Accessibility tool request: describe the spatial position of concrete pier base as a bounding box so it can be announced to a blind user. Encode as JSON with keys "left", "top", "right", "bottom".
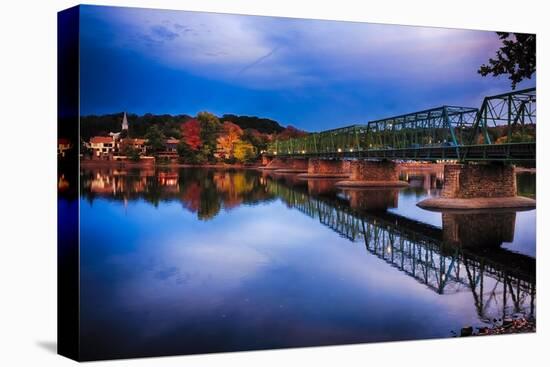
{"left": 418, "top": 164, "right": 536, "bottom": 210}
{"left": 336, "top": 160, "right": 408, "bottom": 188}
{"left": 297, "top": 159, "right": 351, "bottom": 179}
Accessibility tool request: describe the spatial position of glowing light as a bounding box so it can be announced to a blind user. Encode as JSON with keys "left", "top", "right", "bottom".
{"left": 337, "top": 148, "right": 342, "bottom": 153}
{"left": 301, "top": 150, "right": 306, "bottom": 154}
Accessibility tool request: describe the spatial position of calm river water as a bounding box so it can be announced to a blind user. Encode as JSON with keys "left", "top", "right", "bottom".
{"left": 73, "top": 166, "right": 535, "bottom": 360}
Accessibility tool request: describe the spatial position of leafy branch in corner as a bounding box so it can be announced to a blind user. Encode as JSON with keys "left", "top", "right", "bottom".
{"left": 478, "top": 32, "right": 536, "bottom": 89}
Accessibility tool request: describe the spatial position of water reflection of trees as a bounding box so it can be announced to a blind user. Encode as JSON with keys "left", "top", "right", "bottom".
{"left": 80, "top": 168, "right": 277, "bottom": 220}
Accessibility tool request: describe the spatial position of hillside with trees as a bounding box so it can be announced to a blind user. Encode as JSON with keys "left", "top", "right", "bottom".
{"left": 80, "top": 112, "right": 288, "bottom": 141}
{"left": 81, "top": 111, "right": 306, "bottom": 164}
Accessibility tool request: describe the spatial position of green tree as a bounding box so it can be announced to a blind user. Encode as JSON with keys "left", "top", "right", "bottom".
{"left": 144, "top": 125, "right": 165, "bottom": 156}
{"left": 177, "top": 140, "right": 198, "bottom": 164}
{"left": 234, "top": 140, "right": 255, "bottom": 162}
{"left": 122, "top": 145, "right": 141, "bottom": 162}
{"left": 197, "top": 112, "right": 221, "bottom": 162}
{"left": 478, "top": 32, "right": 536, "bottom": 89}
{"left": 242, "top": 128, "right": 268, "bottom": 155}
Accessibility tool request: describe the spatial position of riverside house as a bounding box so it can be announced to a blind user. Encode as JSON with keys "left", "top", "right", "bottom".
{"left": 58, "top": 138, "right": 72, "bottom": 157}
{"left": 89, "top": 136, "right": 116, "bottom": 159}
{"left": 119, "top": 138, "right": 148, "bottom": 156}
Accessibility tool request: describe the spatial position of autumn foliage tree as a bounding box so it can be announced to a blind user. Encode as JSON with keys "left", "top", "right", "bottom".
{"left": 180, "top": 119, "right": 202, "bottom": 151}
{"left": 276, "top": 126, "right": 308, "bottom": 140}
{"left": 234, "top": 140, "right": 255, "bottom": 162}
{"left": 174, "top": 111, "right": 302, "bottom": 164}
{"left": 217, "top": 121, "right": 244, "bottom": 160}
{"left": 242, "top": 129, "right": 269, "bottom": 154}
{"left": 178, "top": 119, "right": 204, "bottom": 163}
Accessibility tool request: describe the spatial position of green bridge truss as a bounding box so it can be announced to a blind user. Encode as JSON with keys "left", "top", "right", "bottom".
{"left": 267, "top": 88, "right": 536, "bottom": 163}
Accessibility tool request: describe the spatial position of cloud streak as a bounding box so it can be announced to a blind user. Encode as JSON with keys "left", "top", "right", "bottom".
{"left": 236, "top": 46, "right": 280, "bottom": 76}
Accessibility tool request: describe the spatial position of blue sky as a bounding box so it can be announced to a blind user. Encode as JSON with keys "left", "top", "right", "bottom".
{"left": 79, "top": 5, "right": 535, "bottom": 132}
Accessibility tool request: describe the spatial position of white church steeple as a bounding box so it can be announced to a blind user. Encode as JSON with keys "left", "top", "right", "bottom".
{"left": 122, "top": 112, "right": 129, "bottom": 131}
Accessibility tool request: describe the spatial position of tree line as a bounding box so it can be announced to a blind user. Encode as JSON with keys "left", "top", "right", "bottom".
{"left": 81, "top": 111, "right": 307, "bottom": 163}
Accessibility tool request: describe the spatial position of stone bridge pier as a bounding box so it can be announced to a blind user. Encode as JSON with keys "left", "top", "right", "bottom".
{"left": 298, "top": 158, "right": 351, "bottom": 178}
{"left": 274, "top": 158, "right": 308, "bottom": 173}
{"left": 418, "top": 164, "right": 536, "bottom": 210}
{"left": 336, "top": 160, "right": 408, "bottom": 188}
{"left": 260, "top": 157, "right": 308, "bottom": 172}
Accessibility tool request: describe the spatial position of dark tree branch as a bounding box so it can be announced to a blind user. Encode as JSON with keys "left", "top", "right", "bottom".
{"left": 478, "top": 32, "right": 536, "bottom": 89}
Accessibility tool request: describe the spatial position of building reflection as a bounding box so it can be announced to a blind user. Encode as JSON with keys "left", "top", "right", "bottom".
{"left": 81, "top": 168, "right": 276, "bottom": 220}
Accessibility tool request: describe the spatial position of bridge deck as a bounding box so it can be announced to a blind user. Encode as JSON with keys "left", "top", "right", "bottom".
{"left": 269, "top": 142, "right": 535, "bottom": 162}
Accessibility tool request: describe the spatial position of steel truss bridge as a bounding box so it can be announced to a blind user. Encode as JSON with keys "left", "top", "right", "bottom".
{"left": 265, "top": 177, "right": 535, "bottom": 321}
{"left": 267, "top": 88, "right": 536, "bottom": 163}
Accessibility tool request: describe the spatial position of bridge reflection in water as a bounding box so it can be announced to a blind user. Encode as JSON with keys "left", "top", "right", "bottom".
{"left": 264, "top": 171, "right": 535, "bottom": 323}
{"left": 79, "top": 167, "right": 535, "bottom": 324}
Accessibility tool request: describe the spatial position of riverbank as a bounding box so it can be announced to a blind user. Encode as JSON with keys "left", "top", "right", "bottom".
{"left": 80, "top": 160, "right": 262, "bottom": 170}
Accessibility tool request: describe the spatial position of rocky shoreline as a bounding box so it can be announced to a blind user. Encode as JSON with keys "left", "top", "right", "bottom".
{"left": 455, "top": 316, "right": 535, "bottom": 337}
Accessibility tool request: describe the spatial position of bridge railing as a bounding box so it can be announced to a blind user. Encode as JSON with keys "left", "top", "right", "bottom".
{"left": 365, "top": 106, "right": 478, "bottom": 150}
{"left": 268, "top": 106, "right": 479, "bottom": 156}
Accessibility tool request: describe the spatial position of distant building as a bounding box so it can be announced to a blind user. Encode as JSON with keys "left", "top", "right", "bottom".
{"left": 90, "top": 136, "right": 115, "bottom": 158}
{"left": 119, "top": 138, "right": 147, "bottom": 155}
{"left": 58, "top": 138, "right": 72, "bottom": 157}
{"left": 164, "top": 138, "right": 180, "bottom": 153}
{"left": 156, "top": 138, "right": 180, "bottom": 159}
